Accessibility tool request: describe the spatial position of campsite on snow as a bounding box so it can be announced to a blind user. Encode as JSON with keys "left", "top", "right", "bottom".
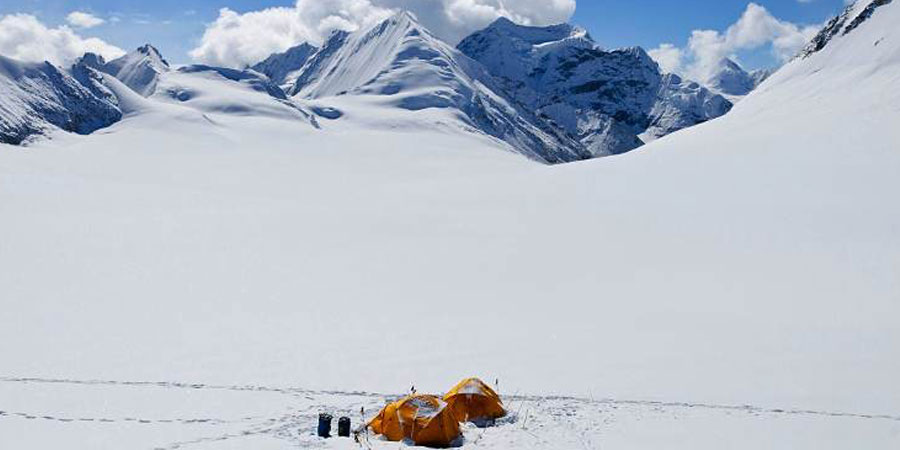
{"left": 1, "top": 0, "right": 899, "bottom": 448}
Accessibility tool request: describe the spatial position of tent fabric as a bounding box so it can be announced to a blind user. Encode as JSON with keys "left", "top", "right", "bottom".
{"left": 443, "top": 378, "right": 506, "bottom": 423}
{"left": 367, "top": 394, "right": 461, "bottom": 448}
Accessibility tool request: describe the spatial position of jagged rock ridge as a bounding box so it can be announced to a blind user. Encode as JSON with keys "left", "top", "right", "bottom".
{"left": 250, "top": 43, "right": 318, "bottom": 89}
{"left": 800, "top": 0, "right": 893, "bottom": 58}
{"left": 0, "top": 55, "right": 121, "bottom": 145}
{"left": 457, "top": 18, "right": 732, "bottom": 154}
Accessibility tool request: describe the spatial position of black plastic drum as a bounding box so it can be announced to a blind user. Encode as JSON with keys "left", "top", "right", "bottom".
{"left": 317, "top": 413, "right": 333, "bottom": 438}
{"left": 338, "top": 416, "right": 351, "bottom": 437}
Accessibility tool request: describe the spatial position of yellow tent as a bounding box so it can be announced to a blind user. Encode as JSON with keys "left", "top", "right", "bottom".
{"left": 367, "top": 394, "right": 461, "bottom": 448}
{"left": 443, "top": 378, "right": 506, "bottom": 424}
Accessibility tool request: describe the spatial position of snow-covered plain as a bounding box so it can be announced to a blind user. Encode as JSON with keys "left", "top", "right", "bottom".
{"left": 2, "top": 1, "right": 900, "bottom": 449}
{"left": 3, "top": 377, "right": 898, "bottom": 449}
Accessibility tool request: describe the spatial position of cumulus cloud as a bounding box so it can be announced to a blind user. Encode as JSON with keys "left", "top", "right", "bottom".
{"left": 381, "top": 0, "right": 576, "bottom": 43}
{"left": 647, "top": 43, "right": 683, "bottom": 74}
{"left": 189, "top": 0, "right": 576, "bottom": 68}
{"left": 66, "top": 11, "right": 105, "bottom": 29}
{"left": 0, "top": 13, "right": 125, "bottom": 65}
{"left": 649, "top": 3, "right": 820, "bottom": 81}
{"left": 189, "top": 0, "right": 394, "bottom": 68}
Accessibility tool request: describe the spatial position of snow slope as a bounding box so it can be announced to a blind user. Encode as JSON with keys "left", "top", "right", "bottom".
{"left": 154, "top": 65, "right": 317, "bottom": 125}
{"left": 1, "top": 1, "right": 899, "bottom": 448}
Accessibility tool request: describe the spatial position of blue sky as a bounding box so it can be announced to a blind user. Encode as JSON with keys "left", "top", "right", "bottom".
{"left": 574, "top": 0, "right": 844, "bottom": 47}
{"left": 573, "top": 0, "right": 848, "bottom": 70}
{"left": 0, "top": 0, "right": 849, "bottom": 70}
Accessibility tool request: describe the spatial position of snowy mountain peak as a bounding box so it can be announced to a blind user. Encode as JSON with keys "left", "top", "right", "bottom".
{"left": 619, "top": 46, "right": 657, "bottom": 68}
{"left": 289, "top": 11, "right": 446, "bottom": 99}
{"left": 75, "top": 53, "right": 107, "bottom": 70}
{"left": 459, "top": 21, "right": 731, "bottom": 156}
{"left": 388, "top": 9, "right": 420, "bottom": 24}
{"left": 480, "top": 17, "right": 592, "bottom": 47}
{"left": 289, "top": 11, "right": 591, "bottom": 163}
{"left": 719, "top": 57, "right": 745, "bottom": 73}
{"left": 364, "top": 9, "right": 434, "bottom": 41}
{"left": 136, "top": 44, "right": 167, "bottom": 63}
{"left": 0, "top": 54, "right": 122, "bottom": 144}
{"left": 706, "top": 58, "right": 755, "bottom": 97}
{"left": 97, "top": 44, "right": 171, "bottom": 97}
{"left": 250, "top": 42, "right": 318, "bottom": 88}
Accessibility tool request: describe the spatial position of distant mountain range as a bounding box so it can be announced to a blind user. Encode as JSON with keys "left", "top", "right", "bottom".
{"left": 2, "top": 3, "right": 881, "bottom": 163}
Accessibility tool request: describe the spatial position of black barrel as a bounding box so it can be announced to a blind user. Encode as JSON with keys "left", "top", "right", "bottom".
{"left": 338, "top": 416, "right": 351, "bottom": 437}
{"left": 317, "top": 413, "right": 333, "bottom": 438}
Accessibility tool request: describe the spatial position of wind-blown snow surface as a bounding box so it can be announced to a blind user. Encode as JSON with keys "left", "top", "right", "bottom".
{"left": 1, "top": 1, "right": 899, "bottom": 449}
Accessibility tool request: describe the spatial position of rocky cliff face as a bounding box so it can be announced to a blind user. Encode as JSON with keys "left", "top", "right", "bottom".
{"left": 800, "top": 0, "right": 893, "bottom": 58}
{"left": 0, "top": 55, "right": 121, "bottom": 145}
{"left": 458, "top": 18, "right": 732, "bottom": 155}
{"left": 250, "top": 43, "right": 318, "bottom": 89}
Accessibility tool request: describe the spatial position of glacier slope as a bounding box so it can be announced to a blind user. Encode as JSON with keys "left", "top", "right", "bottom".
{"left": 0, "top": 1, "right": 899, "bottom": 449}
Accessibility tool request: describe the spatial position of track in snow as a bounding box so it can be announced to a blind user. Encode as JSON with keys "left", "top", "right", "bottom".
{"left": 2, "top": 375, "right": 899, "bottom": 450}
{"left": 3, "top": 376, "right": 898, "bottom": 424}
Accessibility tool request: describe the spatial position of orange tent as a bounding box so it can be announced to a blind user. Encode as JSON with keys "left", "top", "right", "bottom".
{"left": 367, "top": 394, "right": 461, "bottom": 448}
{"left": 443, "top": 378, "right": 506, "bottom": 424}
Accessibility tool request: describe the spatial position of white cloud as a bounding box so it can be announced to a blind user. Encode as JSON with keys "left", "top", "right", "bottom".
{"left": 66, "top": 11, "right": 105, "bottom": 29}
{"left": 189, "top": 0, "right": 576, "bottom": 68}
{"left": 649, "top": 3, "right": 820, "bottom": 81}
{"left": 0, "top": 13, "right": 125, "bottom": 65}
{"left": 647, "top": 43, "right": 683, "bottom": 74}
{"left": 384, "top": 0, "right": 576, "bottom": 43}
{"left": 188, "top": 1, "right": 393, "bottom": 68}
